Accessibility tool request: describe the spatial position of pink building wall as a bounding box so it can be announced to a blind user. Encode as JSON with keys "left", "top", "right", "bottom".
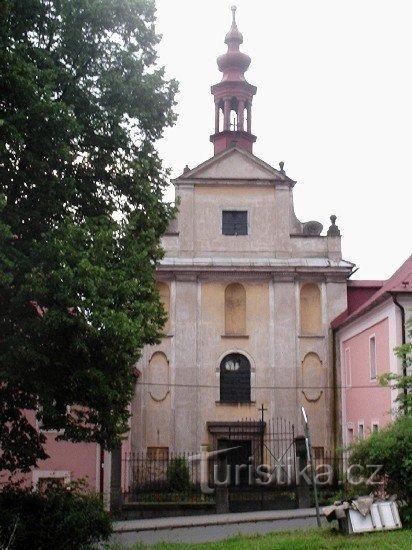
{"left": 1, "top": 396, "right": 135, "bottom": 500}
{"left": 0, "top": 409, "right": 101, "bottom": 492}
{"left": 35, "top": 435, "right": 99, "bottom": 488}
{"left": 335, "top": 256, "right": 412, "bottom": 450}
{"left": 342, "top": 317, "right": 392, "bottom": 445}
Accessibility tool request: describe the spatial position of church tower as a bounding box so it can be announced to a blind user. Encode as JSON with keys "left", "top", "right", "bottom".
{"left": 210, "top": 6, "right": 257, "bottom": 155}
{"left": 132, "top": 7, "right": 353, "bottom": 469}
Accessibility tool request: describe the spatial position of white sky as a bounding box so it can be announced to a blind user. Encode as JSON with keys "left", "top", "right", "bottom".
{"left": 154, "top": 0, "right": 411, "bottom": 280}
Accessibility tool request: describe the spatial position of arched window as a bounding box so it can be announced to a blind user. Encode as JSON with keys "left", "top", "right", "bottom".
{"left": 225, "top": 283, "right": 246, "bottom": 335}
{"left": 220, "top": 353, "right": 251, "bottom": 403}
{"left": 157, "top": 282, "right": 170, "bottom": 334}
{"left": 300, "top": 284, "right": 322, "bottom": 335}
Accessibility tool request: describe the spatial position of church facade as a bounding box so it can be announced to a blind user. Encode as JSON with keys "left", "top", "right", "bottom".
{"left": 131, "top": 8, "right": 353, "bottom": 458}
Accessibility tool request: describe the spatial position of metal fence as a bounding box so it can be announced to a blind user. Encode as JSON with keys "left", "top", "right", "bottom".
{"left": 122, "top": 451, "right": 208, "bottom": 504}
{"left": 121, "top": 426, "right": 355, "bottom": 509}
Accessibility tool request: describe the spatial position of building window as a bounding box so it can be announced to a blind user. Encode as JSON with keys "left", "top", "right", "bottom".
{"left": 225, "top": 283, "right": 246, "bottom": 335}
{"left": 369, "top": 335, "right": 377, "bottom": 380}
{"left": 358, "top": 423, "right": 364, "bottom": 440}
{"left": 222, "top": 210, "right": 248, "bottom": 235}
{"left": 146, "top": 446, "right": 169, "bottom": 460}
{"left": 220, "top": 353, "right": 251, "bottom": 403}
{"left": 344, "top": 348, "right": 351, "bottom": 388}
{"left": 36, "top": 403, "right": 69, "bottom": 433}
{"left": 32, "top": 470, "right": 70, "bottom": 491}
{"left": 312, "top": 446, "right": 325, "bottom": 460}
{"left": 347, "top": 427, "right": 354, "bottom": 444}
{"left": 372, "top": 422, "right": 379, "bottom": 434}
{"left": 300, "top": 283, "right": 322, "bottom": 335}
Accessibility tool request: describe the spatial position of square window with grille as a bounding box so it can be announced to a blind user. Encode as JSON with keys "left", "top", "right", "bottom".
{"left": 312, "top": 446, "right": 325, "bottom": 460}
{"left": 146, "top": 446, "right": 169, "bottom": 460}
{"left": 38, "top": 477, "right": 65, "bottom": 493}
{"left": 222, "top": 211, "right": 248, "bottom": 235}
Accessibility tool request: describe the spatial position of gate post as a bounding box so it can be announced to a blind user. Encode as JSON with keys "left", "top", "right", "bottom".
{"left": 295, "top": 436, "right": 310, "bottom": 508}
{"left": 110, "top": 446, "right": 122, "bottom": 516}
{"left": 215, "top": 454, "right": 229, "bottom": 514}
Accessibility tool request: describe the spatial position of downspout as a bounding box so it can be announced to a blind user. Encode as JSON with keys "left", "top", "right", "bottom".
{"left": 391, "top": 293, "right": 407, "bottom": 412}
{"left": 99, "top": 446, "right": 105, "bottom": 494}
{"left": 331, "top": 326, "right": 339, "bottom": 453}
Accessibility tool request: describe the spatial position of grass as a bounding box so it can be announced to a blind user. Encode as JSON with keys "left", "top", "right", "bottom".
{"left": 108, "top": 527, "right": 412, "bottom": 549}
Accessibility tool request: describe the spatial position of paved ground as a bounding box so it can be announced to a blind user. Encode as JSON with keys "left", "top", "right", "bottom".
{"left": 111, "top": 508, "right": 327, "bottom": 546}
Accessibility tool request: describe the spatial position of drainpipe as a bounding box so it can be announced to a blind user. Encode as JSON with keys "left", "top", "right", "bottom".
{"left": 331, "top": 327, "right": 337, "bottom": 452}
{"left": 391, "top": 293, "right": 407, "bottom": 413}
{"left": 331, "top": 325, "right": 342, "bottom": 455}
{"left": 99, "top": 445, "right": 105, "bottom": 494}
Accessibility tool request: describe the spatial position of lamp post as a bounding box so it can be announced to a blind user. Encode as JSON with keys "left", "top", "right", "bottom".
{"left": 301, "top": 406, "right": 321, "bottom": 527}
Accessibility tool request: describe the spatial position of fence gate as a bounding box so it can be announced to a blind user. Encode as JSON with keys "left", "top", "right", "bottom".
{"left": 208, "top": 414, "right": 297, "bottom": 512}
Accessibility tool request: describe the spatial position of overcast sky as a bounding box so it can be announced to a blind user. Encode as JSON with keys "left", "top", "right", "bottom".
{"left": 154, "top": 0, "right": 411, "bottom": 280}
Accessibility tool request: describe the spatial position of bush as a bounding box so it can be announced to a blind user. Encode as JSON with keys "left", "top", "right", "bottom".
{"left": 0, "top": 480, "right": 112, "bottom": 549}
{"left": 166, "top": 457, "right": 191, "bottom": 493}
{"left": 349, "top": 415, "right": 412, "bottom": 525}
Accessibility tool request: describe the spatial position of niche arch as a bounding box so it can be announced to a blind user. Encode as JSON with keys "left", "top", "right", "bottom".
{"left": 148, "top": 351, "right": 169, "bottom": 402}
{"left": 157, "top": 282, "right": 170, "bottom": 334}
{"left": 300, "top": 284, "right": 322, "bottom": 335}
{"left": 225, "top": 283, "right": 246, "bottom": 335}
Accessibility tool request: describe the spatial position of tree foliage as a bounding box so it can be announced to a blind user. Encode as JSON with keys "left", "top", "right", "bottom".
{"left": 349, "top": 415, "right": 412, "bottom": 525}
{"left": 166, "top": 456, "right": 191, "bottom": 493}
{"left": 0, "top": 0, "right": 177, "bottom": 471}
{"left": 0, "top": 480, "right": 112, "bottom": 549}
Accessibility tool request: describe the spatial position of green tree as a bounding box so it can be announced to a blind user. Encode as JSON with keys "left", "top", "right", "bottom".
{"left": 349, "top": 415, "right": 412, "bottom": 525}
{"left": 0, "top": 0, "right": 177, "bottom": 472}
{"left": 166, "top": 456, "right": 191, "bottom": 493}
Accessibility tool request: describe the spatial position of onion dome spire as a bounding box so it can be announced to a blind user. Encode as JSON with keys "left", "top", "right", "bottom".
{"left": 226, "top": 6, "right": 243, "bottom": 46}
{"left": 217, "top": 6, "right": 251, "bottom": 82}
{"left": 210, "top": 6, "right": 257, "bottom": 155}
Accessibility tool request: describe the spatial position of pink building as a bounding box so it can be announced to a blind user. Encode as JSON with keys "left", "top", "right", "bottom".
{"left": 0, "top": 409, "right": 106, "bottom": 496}
{"left": 333, "top": 256, "right": 412, "bottom": 448}
{"left": 0, "top": 407, "right": 132, "bottom": 506}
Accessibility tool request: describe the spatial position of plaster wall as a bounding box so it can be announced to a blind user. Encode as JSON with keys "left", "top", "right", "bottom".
{"left": 337, "top": 297, "right": 412, "bottom": 448}
{"left": 168, "top": 183, "right": 338, "bottom": 259}
{"left": 133, "top": 151, "right": 351, "bottom": 456}
{"left": 341, "top": 316, "right": 392, "bottom": 444}
{"left": 133, "top": 275, "right": 347, "bottom": 453}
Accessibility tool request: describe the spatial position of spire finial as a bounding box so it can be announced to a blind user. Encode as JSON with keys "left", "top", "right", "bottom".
{"left": 231, "top": 5, "right": 237, "bottom": 22}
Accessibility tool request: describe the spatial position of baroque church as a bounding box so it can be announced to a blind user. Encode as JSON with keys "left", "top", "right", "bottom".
{"left": 131, "top": 7, "right": 353, "bottom": 459}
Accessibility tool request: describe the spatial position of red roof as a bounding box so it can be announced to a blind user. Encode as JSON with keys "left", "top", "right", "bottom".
{"left": 332, "top": 255, "right": 412, "bottom": 329}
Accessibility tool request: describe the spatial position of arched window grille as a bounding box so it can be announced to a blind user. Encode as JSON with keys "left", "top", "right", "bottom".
{"left": 220, "top": 353, "right": 251, "bottom": 403}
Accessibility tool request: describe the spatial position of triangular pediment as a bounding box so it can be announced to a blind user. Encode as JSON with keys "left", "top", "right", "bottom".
{"left": 173, "top": 147, "right": 295, "bottom": 184}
